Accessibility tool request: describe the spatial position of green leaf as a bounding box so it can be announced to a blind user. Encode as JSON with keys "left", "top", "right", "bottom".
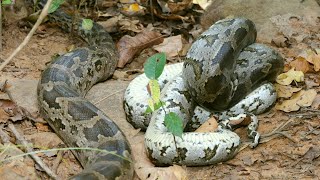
{"left": 148, "top": 80, "right": 161, "bottom": 103}
{"left": 147, "top": 98, "right": 155, "bottom": 112}
{"left": 145, "top": 106, "right": 153, "bottom": 114}
{"left": 154, "top": 101, "right": 164, "bottom": 111}
{"left": 164, "top": 112, "right": 183, "bottom": 138}
{"left": 145, "top": 100, "right": 164, "bottom": 115}
{"left": 48, "top": 0, "right": 65, "bottom": 13}
{"left": 2, "top": 0, "right": 12, "bottom": 5}
{"left": 144, "top": 53, "right": 166, "bottom": 80}
{"left": 82, "top": 19, "right": 93, "bottom": 31}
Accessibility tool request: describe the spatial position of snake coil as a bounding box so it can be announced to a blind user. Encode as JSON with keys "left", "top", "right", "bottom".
{"left": 124, "top": 18, "right": 284, "bottom": 165}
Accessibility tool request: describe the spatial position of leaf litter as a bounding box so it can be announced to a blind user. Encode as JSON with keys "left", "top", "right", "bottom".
{"left": 1, "top": 1, "right": 320, "bottom": 179}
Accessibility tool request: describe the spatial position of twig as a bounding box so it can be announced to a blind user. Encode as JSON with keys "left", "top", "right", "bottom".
{"left": 0, "top": 0, "right": 54, "bottom": 71}
{"left": 52, "top": 150, "right": 64, "bottom": 173}
{"left": 260, "top": 118, "right": 294, "bottom": 138}
{"left": 0, "top": 125, "right": 10, "bottom": 143}
{"left": 93, "top": 88, "right": 125, "bottom": 105}
{"left": 239, "top": 118, "right": 295, "bottom": 152}
{"left": 8, "top": 123, "right": 57, "bottom": 179}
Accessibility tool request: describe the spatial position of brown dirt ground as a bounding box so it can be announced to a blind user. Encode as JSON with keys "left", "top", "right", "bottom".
{"left": 1, "top": 2, "right": 320, "bottom": 180}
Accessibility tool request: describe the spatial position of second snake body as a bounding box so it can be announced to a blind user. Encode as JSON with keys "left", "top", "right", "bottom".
{"left": 124, "top": 18, "right": 284, "bottom": 165}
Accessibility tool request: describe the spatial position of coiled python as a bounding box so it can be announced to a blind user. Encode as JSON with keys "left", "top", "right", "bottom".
{"left": 37, "top": 1, "right": 133, "bottom": 179}
{"left": 124, "top": 18, "right": 284, "bottom": 165}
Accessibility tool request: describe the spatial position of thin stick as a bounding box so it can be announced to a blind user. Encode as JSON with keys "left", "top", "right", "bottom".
{"left": 93, "top": 88, "right": 125, "bottom": 105}
{"left": 0, "top": 125, "right": 10, "bottom": 143}
{"left": 0, "top": 0, "right": 54, "bottom": 71}
{"left": 52, "top": 150, "right": 64, "bottom": 173}
{"left": 8, "top": 123, "right": 58, "bottom": 179}
{"left": 239, "top": 118, "right": 295, "bottom": 152}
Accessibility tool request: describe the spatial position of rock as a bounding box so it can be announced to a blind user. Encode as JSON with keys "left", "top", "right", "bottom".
{"left": 4, "top": 78, "right": 136, "bottom": 137}
{"left": 5, "top": 79, "right": 39, "bottom": 114}
{"left": 201, "top": 0, "right": 320, "bottom": 43}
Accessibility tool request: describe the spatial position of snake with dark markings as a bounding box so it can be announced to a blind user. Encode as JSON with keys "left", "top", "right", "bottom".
{"left": 36, "top": 0, "right": 284, "bottom": 178}
{"left": 37, "top": 1, "right": 133, "bottom": 179}
{"left": 124, "top": 18, "right": 284, "bottom": 165}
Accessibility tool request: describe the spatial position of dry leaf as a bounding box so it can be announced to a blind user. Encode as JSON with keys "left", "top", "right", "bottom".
{"left": 296, "top": 89, "right": 317, "bottom": 107}
{"left": 98, "top": 15, "right": 121, "bottom": 32}
{"left": 276, "top": 68, "right": 304, "bottom": 85}
{"left": 276, "top": 89, "right": 317, "bottom": 112}
{"left": 305, "top": 77, "right": 320, "bottom": 89}
{"left": 311, "top": 94, "right": 320, "bottom": 109}
{"left": 35, "top": 122, "right": 50, "bottom": 132}
{"left": 193, "top": 0, "right": 212, "bottom": 9}
{"left": 158, "top": 0, "right": 192, "bottom": 13}
{"left": 0, "top": 108, "right": 10, "bottom": 123}
{"left": 271, "top": 35, "right": 289, "bottom": 48}
{"left": 195, "top": 116, "right": 218, "bottom": 132}
{"left": 275, "top": 84, "right": 302, "bottom": 98}
{"left": 153, "top": 35, "right": 183, "bottom": 58}
{"left": 121, "top": 3, "right": 146, "bottom": 16}
{"left": 131, "top": 134, "right": 188, "bottom": 180}
{"left": 298, "top": 49, "right": 320, "bottom": 72}
{"left": 117, "top": 30, "right": 164, "bottom": 68}
{"left": 289, "top": 57, "right": 310, "bottom": 73}
{"left": 118, "top": 19, "right": 140, "bottom": 32}
{"left": 0, "top": 99, "right": 23, "bottom": 122}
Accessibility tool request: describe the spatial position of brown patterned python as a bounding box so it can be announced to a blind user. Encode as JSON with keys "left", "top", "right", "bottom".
{"left": 37, "top": 1, "right": 133, "bottom": 179}
{"left": 124, "top": 18, "right": 284, "bottom": 165}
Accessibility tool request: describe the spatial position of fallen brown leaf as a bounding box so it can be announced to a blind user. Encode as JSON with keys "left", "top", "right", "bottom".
{"left": 195, "top": 116, "right": 218, "bottom": 132}
{"left": 131, "top": 134, "right": 188, "bottom": 180}
{"left": 0, "top": 99, "right": 23, "bottom": 122}
{"left": 311, "top": 94, "right": 320, "bottom": 109}
{"left": 121, "top": 3, "right": 146, "bottom": 16}
{"left": 35, "top": 123, "right": 50, "bottom": 132}
{"left": 289, "top": 57, "right": 310, "bottom": 73}
{"left": 118, "top": 19, "right": 140, "bottom": 32}
{"left": 276, "top": 89, "right": 317, "bottom": 112}
{"left": 299, "top": 49, "right": 320, "bottom": 72}
{"left": 117, "top": 30, "right": 164, "bottom": 68}
{"left": 165, "top": 0, "right": 193, "bottom": 13}
{"left": 275, "top": 84, "right": 302, "bottom": 98}
{"left": 0, "top": 108, "right": 10, "bottom": 123}
{"left": 153, "top": 35, "right": 183, "bottom": 58}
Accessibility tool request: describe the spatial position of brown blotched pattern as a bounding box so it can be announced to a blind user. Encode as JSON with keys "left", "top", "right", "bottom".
{"left": 37, "top": 1, "right": 133, "bottom": 179}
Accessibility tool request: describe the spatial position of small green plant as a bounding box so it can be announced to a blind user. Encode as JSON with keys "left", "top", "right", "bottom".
{"left": 1, "top": 0, "right": 12, "bottom": 5}
{"left": 144, "top": 53, "right": 183, "bottom": 138}
{"left": 48, "top": 0, "right": 64, "bottom": 13}
{"left": 81, "top": 18, "right": 93, "bottom": 31}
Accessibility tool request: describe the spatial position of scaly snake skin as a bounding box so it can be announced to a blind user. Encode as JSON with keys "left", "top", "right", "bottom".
{"left": 124, "top": 18, "right": 284, "bottom": 165}
{"left": 37, "top": 1, "right": 133, "bottom": 179}
{"left": 37, "top": 1, "right": 284, "bottom": 177}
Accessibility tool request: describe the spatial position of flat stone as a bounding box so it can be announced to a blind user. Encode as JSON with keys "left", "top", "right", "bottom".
{"left": 201, "top": 0, "right": 320, "bottom": 43}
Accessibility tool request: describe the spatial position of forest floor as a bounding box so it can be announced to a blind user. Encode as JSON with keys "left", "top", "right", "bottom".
{"left": 0, "top": 1, "right": 320, "bottom": 179}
